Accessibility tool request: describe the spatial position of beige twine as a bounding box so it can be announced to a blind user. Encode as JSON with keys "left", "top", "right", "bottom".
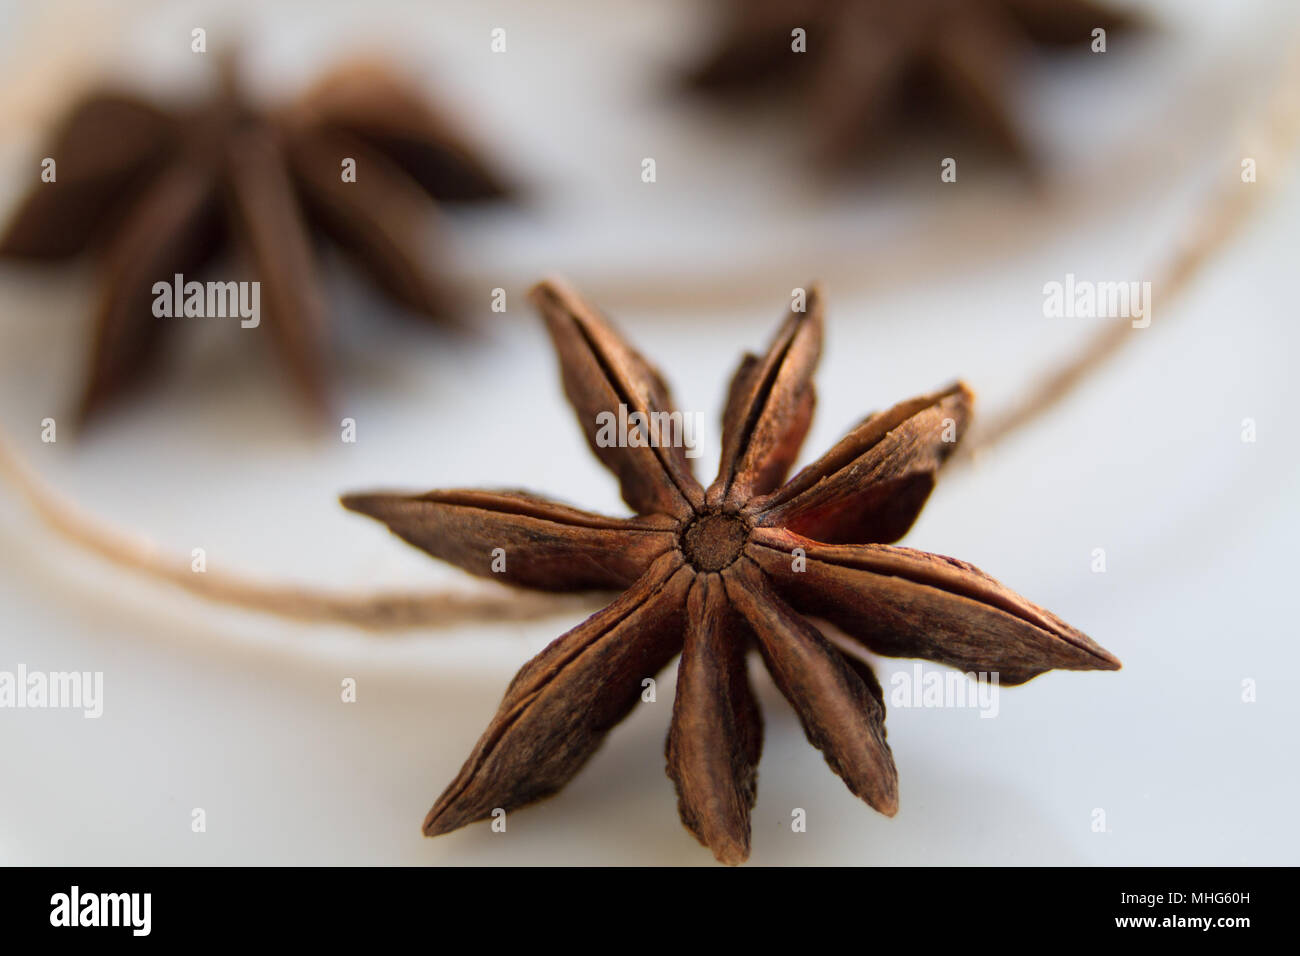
{"left": 0, "top": 431, "right": 605, "bottom": 629}
{"left": 958, "top": 37, "right": 1300, "bottom": 461}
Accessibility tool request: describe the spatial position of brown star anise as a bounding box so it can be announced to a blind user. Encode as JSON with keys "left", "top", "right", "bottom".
{"left": 342, "top": 279, "right": 1119, "bottom": 864}
{"left": 0, "top": 59, "right": 508, "bottom": 423}
{"left": 686, "top": 0, "right": 1137, "bottom": 165}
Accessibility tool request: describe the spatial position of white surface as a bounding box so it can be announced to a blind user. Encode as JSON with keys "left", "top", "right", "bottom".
{"left": 0, "top": 0, "right": 1297, "bottom": 865}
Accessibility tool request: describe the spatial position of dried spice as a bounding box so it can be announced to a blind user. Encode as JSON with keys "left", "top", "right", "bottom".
{"left": 0, "top": 60, "right": 509, "bottom": 423}
{"left": 686, "top": 0, "right": 1137, "bottom": 165}
{"left": 342, "top": 279, "right": 1120, "bottom": 864}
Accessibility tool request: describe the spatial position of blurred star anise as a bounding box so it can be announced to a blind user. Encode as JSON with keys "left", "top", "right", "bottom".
{"left": 0, "top": 59, "right": 509, "bottom": 423}
{"left": 342, "top": 279, "right": 1119, "bottom": 864}
{"left": 686, "top": 0, "right": 1137, "bottom": 165}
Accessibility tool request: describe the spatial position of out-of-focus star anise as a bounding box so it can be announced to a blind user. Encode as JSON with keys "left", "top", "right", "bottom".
{"left": 342, "top": 279, "right": 1120, "bottom": 864}
{"left": 686, "top": 0, "right": 1137, "bottom": 165}
{"left": 0, "top": 59, "right": 509, "bottom": 423}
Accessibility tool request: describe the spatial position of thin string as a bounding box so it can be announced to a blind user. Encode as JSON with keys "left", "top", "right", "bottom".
{"left": 0, "top": 433, "right": 603, "bottom": 630}
{"left": 1, "top": 36, "right": 1298, "bottom": 633}
{"left": 955, "top": 37, "right": 1300, "bottom": 462}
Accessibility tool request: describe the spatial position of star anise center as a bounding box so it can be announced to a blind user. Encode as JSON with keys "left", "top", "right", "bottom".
{"left": 679, "top": 511, "right": 750, "bottom": 572}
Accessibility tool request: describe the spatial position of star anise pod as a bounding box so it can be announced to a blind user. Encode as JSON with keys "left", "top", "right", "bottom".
{"left": 342, "top": 279, "right": 1120, "bottom": 864}
{"left": 0, "top": 59, "right": 509, "bottom": 423}
{"left": 686, "top": 0, "right": 1137, "bottom": 165}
